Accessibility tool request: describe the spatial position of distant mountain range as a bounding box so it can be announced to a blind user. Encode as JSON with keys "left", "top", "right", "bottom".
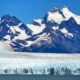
{"left": 0, "top": 7, "right": 80, "bottom": 53}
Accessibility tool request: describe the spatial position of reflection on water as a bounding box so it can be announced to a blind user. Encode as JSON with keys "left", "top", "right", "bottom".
{"left": 0, "top": 75, "right": 79, "bottom": 80}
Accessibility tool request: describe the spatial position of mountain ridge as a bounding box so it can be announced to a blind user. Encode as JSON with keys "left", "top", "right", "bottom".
{"left": 0, "top": 7, "right": 80, "bottom": 53}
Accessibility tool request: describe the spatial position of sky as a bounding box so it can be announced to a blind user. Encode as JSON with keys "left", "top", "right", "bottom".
{"left": 0, "top": 0, "right": 80, "bottom": 24}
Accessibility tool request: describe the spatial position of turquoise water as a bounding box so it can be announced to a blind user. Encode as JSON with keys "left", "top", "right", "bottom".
{"left": 0, "top": 75, "right": 79, "bottom": 80}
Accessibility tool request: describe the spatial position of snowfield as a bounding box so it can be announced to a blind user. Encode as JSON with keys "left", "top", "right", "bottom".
{"left": 0, "top": 52, "right": 80, "bottom": 75}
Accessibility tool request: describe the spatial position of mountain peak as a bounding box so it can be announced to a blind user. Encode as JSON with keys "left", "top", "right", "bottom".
{"left": 52, "top": 7, "right": 61, "bottom": 12}
{"left": 46, "top": 9, "right": 65, "bottom": 24}
{"left": 1, "top": 15, "right": 11, "bottom": 21}
{"left": 62, "top": 6, "right": 69, "bottom": 12}
{"left": 51, "top": 7, "right": 69, "bottom": 13}
{"left": 43, "top": 7, "right": 80, "bottom": 25}
{"left": 1, "top": 15, "right": 21, "bottom": 26}
{"left": 33, "top": 19, "right": 42, "bottom": 24}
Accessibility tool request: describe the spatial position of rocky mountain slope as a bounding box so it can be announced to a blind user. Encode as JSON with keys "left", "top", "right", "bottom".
{"left": 0, "top": 7, "right": 80, "bottom": 53}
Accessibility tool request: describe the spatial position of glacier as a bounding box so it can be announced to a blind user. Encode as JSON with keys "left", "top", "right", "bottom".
{"left": 0, "top": 52, "right": 80, "bottom": 75}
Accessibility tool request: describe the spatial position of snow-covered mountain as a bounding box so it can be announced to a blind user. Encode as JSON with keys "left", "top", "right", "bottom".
{"left": 0, "top": 15, "right": 32, "bottom": 51}
{"left": 0, "top": 7, "right": 80, "bottom": 53}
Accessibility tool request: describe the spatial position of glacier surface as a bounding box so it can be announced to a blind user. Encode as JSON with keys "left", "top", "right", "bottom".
{"left": 0, "top": 52, "right": 80, "bottom": 75}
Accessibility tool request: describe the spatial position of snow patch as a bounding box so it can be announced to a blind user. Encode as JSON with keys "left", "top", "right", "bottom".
{"left": 34, "top": 19, "right": 42, "bottom": 24}
{"left": 52, "top": 26, "right": 59, "bottom": 30}
{"left": 27, "top": 24, "right": 45, "bottom": 35}
{"left": 47, "top": 11, "right": 64, "bottom": 24}
{"left": 60, "top": 28, "right": 73, "bottom": 37}
{"left": 0, "top": 42, "right": 12, "bottom": 52}
{"left": 3, "top": 35, "right": 11, "bottom": 40}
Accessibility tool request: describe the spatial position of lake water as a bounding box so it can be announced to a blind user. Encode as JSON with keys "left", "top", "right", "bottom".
{"left": 0, "top": 75, "right": 79, "bottom": 80}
